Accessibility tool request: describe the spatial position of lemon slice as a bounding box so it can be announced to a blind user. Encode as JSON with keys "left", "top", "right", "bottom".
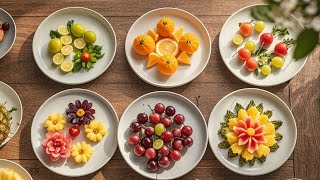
{"left": 61, "top": 45, "right": 73, "bottom": 56}
{"left": 156, "top": 38, "right": 179, "bottom": 57}
{"left": 60, "top": 35, "right": 72, "bottom": 45}
{"left": 232, "top": 34, "right": 243, "bottom": 46}
{"left": 52, "top": 53, "right": 64, "bottom": 65}
{"left": 74, "top": 38, "right": 87, "bottom": 49}
{"left": 60, "top": 61, "right": 74, "bottom": 72}
{"left": 58, "top": 25, "right": 69, "bottom": 35}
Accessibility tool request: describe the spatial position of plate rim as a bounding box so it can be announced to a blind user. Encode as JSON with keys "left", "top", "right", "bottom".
{"left": 207, "top": 87, "right": 297, "bottom": 176}
{"left": 32, "top": 6, "right": 117, "bottom": 85}
{"left": 118, "top": 91, "right": 209, "bottom": 179}
{"left": 0, "top": 159, "right": 33, "bottom": 179}
{"left": 125, "top": 7, "right": 212, "bottom": 88}
{"left": 30, "top": 88, "right": 119, "bottom": 177}
{"left": 0, "top": 81, "right": 23, "bottom": 147}
{"left": 218, "top": 4, "right": 308, "bottom": 87}
{"left": 0, "top": 8, "right": 17, "bottom": 60}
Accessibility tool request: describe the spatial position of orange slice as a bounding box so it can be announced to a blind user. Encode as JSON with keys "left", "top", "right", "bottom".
{"left": 147, "top": 52, "right": 160, "bottom": 68}
{"left": 169, "top": 26, "right": 184, "bottom": 42}
{"left": 155, "top": 38, "right": 179, "bottom": 57}
{"left": 177, "top": 51, "right": 191, "bottom": 65}
{"left": 148, "top": 29, "right": 159, "bottom": 42}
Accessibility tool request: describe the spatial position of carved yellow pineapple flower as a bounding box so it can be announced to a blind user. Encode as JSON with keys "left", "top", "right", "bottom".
{"left": 71, "top": 141, "right": 93, "bottom": 163}
{"left": 85, "top": 120, "right": 107, "bottom": 142}
{"left": 44, "top": 113, "right": 66, "bottom": 132}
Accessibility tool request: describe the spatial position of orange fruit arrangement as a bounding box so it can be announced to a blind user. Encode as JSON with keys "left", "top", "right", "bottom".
{"left": 132, "top": 17, "right": 200, "bottom": 75}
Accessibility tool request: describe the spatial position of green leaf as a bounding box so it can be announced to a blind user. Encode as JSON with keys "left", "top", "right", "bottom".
{"left": 248, "top": 157, "right": 256, "bottom": 166}
{"left": 87, "top": 61, "right": 93, "bottom": 69}
{"left": 250, "top": 5, "right": 274, "bottom": 22}
{"left": 72, "top": 61, "right": 82, "bottom": 72}
{"left": 82, "top": 47, "right": 88, "bottom": 52}
{"left": 246, "top": 100, "right": 256, "bottom": 110}
{"left": 82, "top": 62, "right": 86, "bottom": 68}
{"left": 257, "top": 156, "right": 266, "bottom": 163}
{"left": 220, "top": 122, "right": 228, "bottom": 128}
{"left": 95, "top": 53, "right": 104, "bottom": 60}
{"left": 225, "top": 110, "right": 237, "bottom": 122}
{"left": 272, "top": 25, "right": 289, "bottom": 36}
{"left": 253, "top": 69, "right": 259, "bottom": 76}
{"left": 270, "top": 143, "right": 279, "bottom": 152}
{"left": 263, "top": 110, "right": 273, "bottom": 118}
{"left": 283, "top": 38, "right": 296, "bottom": 46}
{"left": 256, "top": 103, "right": 264, "bottom": 114}
{"left": 218, "top": 128, "right": 228, "bottom": 138}
{"left": 67, "top": 20, "right": 74, "bottom": 33}
{"left": 49, "top": 30, "right": 61, "bottom": 39}
{"left": 218, "top": 140, "right": 230, "bottom": 148}
{"left": 294, "top": 28, "right": 319, "bottom": 60}
{"left": 239, "top": 156, "right": 247, "bottom": 166}
{"left": 275, "top": 132, "right": 283, "bottom": 141}
{"left": 271, "top": 120, "right": 283, "bottom": 130}
{"left": 90, "top": 57, "right": 97, "bottom": 63}
{"left": 94, "top": 45, "right": 102, "bottom": 52}
{"left": 235, "top": 103, "right": 244, "bottom": 113}
{"left": 228, "top": 148, "right": 238, "bottom": 158}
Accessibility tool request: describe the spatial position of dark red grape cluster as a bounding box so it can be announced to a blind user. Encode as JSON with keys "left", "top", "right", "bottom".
{"left": 127, "top": 103, "right": 193, "bottom": 172}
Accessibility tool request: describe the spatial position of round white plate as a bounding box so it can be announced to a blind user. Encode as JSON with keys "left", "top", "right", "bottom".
{"left": 118, "top": 91, "right": 208, "bottom": 179}
{"left": 208, "top": 88, "right": 296, "bottom": 176}
{"left": 0, "top": 81, "right": 23, "bottom": 147}
{"left": 125, "top": 8, "right": 211, "bottom": 88}
{"left": 219, "top": 4, "right": 307, "bottom": 87}
{"left": 32, "top": 7, "right": 117, "bottom": 85}
{"left": 31, "top": 89, "right": 118, "bottom": 177}
{"left": 0, "top": 8, "right": 16, "bottom": 60}
{"left": 0, "top": 159, "right": 33, "bottom": 180}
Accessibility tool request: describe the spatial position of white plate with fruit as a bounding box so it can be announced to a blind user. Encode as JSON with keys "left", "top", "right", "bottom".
{"left": 31, "top": 89, "right": 118, "bottom": 177}
{"left": 125, "top": 8, "right": 211, "bottom": 88}
{"left": 208, "top": 88, "right": 296, "bottom": 175}
{"left": 219, "top": 4, "right": 307, "bottom": 87}
{"left": 0, "top": 8, "right": 16, "bottom": 60}
{"left": 0, "top": 81, "right": 22, "bottom": 147}
{"left": 32, "top": 7, "right": 117, "bottom": 85}
{"left": 118, "top": 91, "right": 208, "bottom": 179}
{"left": 0, "top": 159, "right": 33, "bottom": 180}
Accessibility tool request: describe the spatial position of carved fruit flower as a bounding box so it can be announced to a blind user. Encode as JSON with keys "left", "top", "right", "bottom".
{"left": 85, "top": 120, "right": 108, "bottom": 142}
{"left": 42, "top": 131, "right": 72, "bottom": 161}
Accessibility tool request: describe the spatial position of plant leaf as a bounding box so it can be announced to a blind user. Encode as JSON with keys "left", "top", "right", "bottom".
{"left": 235, "top": 103, "right": 244, "bottom": 113}
{"left": 257, "top": 156, "right": 266, "bottom": 163}
{"left": 256, "top": 103, "right": 264, "bottom": 114}
{"left": 270, "top": 143, "right": 279, "bottom": 152}
{"left": 228, "top": 148, "right": 238, "bottom": 158}
{"left": 49, "top": 30, "right": 61, "bottom": 39}
{"left": 239, "top": 156, "right": 247, "bottom": 166}
{"left": 294, "top": 28, "right": 319, "bottom": 60}
{"left": 250, "top": 5, "right": 274, "bottom": 22}
{"left": 271, "top": 120, "right": 283, "bottom": 130}
{"left": 218, "top": 140, "right": 230, "bottom": 148}
{"left": 225, "top": 110, "right": 237, "bottom": 122}
{"left": 67, "top": 20, "right": 74, "bottom": 33}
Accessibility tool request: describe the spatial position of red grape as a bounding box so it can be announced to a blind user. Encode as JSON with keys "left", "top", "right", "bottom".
{"left": 158, "top": 156, "right": 170, "bottom": 168}
{"left": 161, "top": 117, "right": 172, "bottom": 128}
{"left": 172, "top": 139, "right": 183, "bottom": 151}
{"left": 274, "top": 42, "right": 288, "bottom": 57}
{"left": 238, "top": 48, "right": 251, "bottom": 61}
{"left": 1, "top": 22, "right": 9, "bottom": 31}
{"left": 161, "top": 131, "right": 173, "bottom": 143}
{"left": 260, "top": 33, "right": 273, "bottom": 46}
{"left": 147, "top": 160, "right": 158, "bottom": 172}
{"left": 134, "top": 145, "right": 145, "bottom": 156}
{"left": 68, "top": 125, "right": 80, "bottom": 137}
{"left": 182, "top": 126, "right": 193, "bottom": 137}
{"left": 149, "top": 113, "right": 161, "bottom": 124}
{"left": 145, "top": 127, "right": 155, "bottom": 137}
{"left": 130, "top": 122, "right": 141, "bottom": 133}
{"left": 173, "top": 114, "right": 185, "bottom": 125}
{"left": 141, "top": 137, "right": 153, "bottom": 148}
{"left": 137, "top": 113, "right": 148, "bottom": 124}
{"left": 165, "top": 106, "right": 176, "bottom": 116}
{"left": 172, "top": 128, "right": 182, "bottom": 138}
{"left": 128, "top": 134, "right": 140, "bottom": 145}
{"left": 154, "top": 103, "right": 165, "bottom": 114}
{"left": 169, "top": 150, "right": 181, "bottom": 162}
{"left": 245, "top": 58, "right": 258, "bottom": 72}
{"left": 158, "top": 145, "right": 170, "bottom": 157}
{"left": 183, "top": 137, "right": 193, "bottom": 148}
{"left": 145, "top": 148, "right": 157, "bottom": 160}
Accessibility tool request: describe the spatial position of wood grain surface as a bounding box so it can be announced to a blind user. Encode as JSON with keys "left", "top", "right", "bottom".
{"left": 0, "top": 0, "right": 319, "bottom": 179}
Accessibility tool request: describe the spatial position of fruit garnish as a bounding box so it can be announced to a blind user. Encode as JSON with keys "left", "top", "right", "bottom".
{"left": 60, "top": 45, "right": 73, "bottom": 56}
{"left": 66, "top": 100, "right": 95, "bottom": 125}
{"left": 155, "top": 38, "right": 179, "bottom": 56}
{"left": 133, "top": 34, "right": 155, "bottom": 55}
{"left": 85, "top": 120, "right": 108, "bottom": 142}
{"left": 0, "top": 103, "right": 17, "bottom": 144}
{"left": 72, "top": 45, "right": 104, "bottom": 72}
{"left": 157, "top": 17, "right": 175, "bottom": 37}
{"left": 148, "top": 29, "right": 159, "bottom": 42}
{"left": 60, "top": 35, "right": 72, "bottom": 45}
{"left": 157, "top": 54, "right": 178, "bottom": 76}
{"left": 169, "top": 26, "right": 184, "bottom": 42}
{"left": 43, "top": 113, "right": 66, "bottom": 132}
{"left": 48, "top": 38, "right": 62, "bottom": 54}
{"left": 238, "top": 48, "right": 251, "bottom": 61}
{"left": 84, "top": 31, "right": 96, "bottom": 44}
{"left": 177, "top": 51, "right": 191, "bottom": 65}
{"left": 271, "top": 56, "right": 284, "bottom": 68}
{"left": 74, "top": 38, "right": 87, "bottom": 49}
{"left": 245, "top": 58, "right": 258, "bottom": 71}
{"left": 71, "top": 23, "right": 85, "bottom": 37}
{"left": 239, "top": 22, "right": 253, "bottom": 37}
{"left": 147, "top": 52, "right": 160, "bottom": 68}
{"left": 261, "top": 65, "right": 271, "bottom": 76}
{"left": 68, "top": 125, "right": 80, "bottom": 137}
{"left": 42, "top": 131, "right": 72, "bottom": 161}
{"left": 254, "top": 21, "right": 265, "bottom": 32}
{"left": 58, "top": 25, "right": 69, "bottom": 35}
{"left": 0, "top": 168, "right": 23, "bottom": 180}
{"left": 60, "top": 61, "right": 74, "bottom": 72}
{"left": 232, "top": 34, "right": 243, "bottom": 46}
{"left": 178, "top": 33, "right": 200, "bottom": 54}
{"left": 81, "top": 52, "right": 91, "bottom": 62}
{"left": 71, "top": 141, "right": 93, "bottom": 163}
{"left": 245, "top": 41, "right": 256, "bottom": 52}
{"left": 260, "top": 33, "right": 273, "bottom": 46}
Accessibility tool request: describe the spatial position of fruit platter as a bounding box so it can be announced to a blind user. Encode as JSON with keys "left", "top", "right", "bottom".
{"left": 125, "top": 8, "right": 211, "bottom": 88}
{"left": 118, "top": 91, "right": 208, "bottom": 179}
{"left": 32, "top": 7, "right": 117, "bottom": 85}
{"left": 31, "top": 89, "right": 118, "bottom": 177}
{"left": 0, "top": 81, "right": 22, "bottom": 147}
{"left": 0, "top": 159, "right": 33, "bottom": 180}
{"left": 219, "top": 5, "right": 307, "bottom": 86}
{"left": 208, "top": 88, "right": 296, "bottom": 176}
{"left": 0, "top": 8, "right": 16, "bottom": 60}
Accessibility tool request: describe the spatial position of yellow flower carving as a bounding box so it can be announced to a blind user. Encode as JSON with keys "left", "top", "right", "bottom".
{"left": 71, "top": 141, "right": 93, "bottom": 163}
{"left": 44, "top": 113, "right": 66, "bottom": 132}
{"left": 85, "top": 120, "right": 108, "bottom": 142}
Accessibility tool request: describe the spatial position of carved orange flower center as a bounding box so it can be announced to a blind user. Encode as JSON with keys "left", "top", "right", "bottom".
{"left": 246, "top": 128, "right": 255, "bottom": 136}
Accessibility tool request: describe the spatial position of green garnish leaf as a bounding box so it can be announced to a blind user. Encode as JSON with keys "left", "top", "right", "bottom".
{"left": 256, "top": 103, "right": 264, "bottom": 114}
{"left": 82, "top": 62, "right": 86, "bottom": 68}
{"left": 263, "top": 110, "right": 273, "bottom": 118}
{"left": 275, "top": 132, "right": 283, "bottom": 141}
{"left": 225, "top": 110, "right": 237, "bottom": 122}
{"left": 252, "top": 47, "right": 267, "bottom": 57}
{"left": 82, "top": 47, "right": 88, "bottom": 52}
{"left": 220, "top": 122, "right": 228, "bottom": 128}
{"left": 246, "top": 100, "right": 256, "bottom": 110}
{"left": 49, "top": 30, "right": 61, "bottom": 39}
{"left": 72, "top": 60, "right": 82, "bottom": 72}
{"left": 93, "top": 45, "right": 102, "bottom": 52}
{"left": 271, "top": 120, "right": 283, "bottom": 130}
{"left": 294, "top": 28, "right": 319, "bottom": 60}
{"left": 272, "top": 25, "right": 289, "bottom": 37}
{"left": 283, "top": 38, "right": 296, "bottom": 46}
{"left": 218, "top": 128, "right": 228, "bottom": 138}
{"left": 218, "top": 140, "right": 230, "bottom": 148}
{"left": 258, "top": 156, "right": 266, "bottom": 163}
{"left": 248, "top": 157, "right": 256, "bottom": 166}
{"left": 250, "top": 5, "right": 274, "bottom": 22}
{"left": 239, "top": 156, "right": 247, "bottom": 166}
{"left": 235, "top": 103, "right": 244, "bottom": 113}
{"left": 9, "top": 107, "right": 18, "bottom": 113}
{"left": 67, "top": 20, "right": 74, "bottom": 33}
{"left": 228, "top": 148, "right": 238, "bottom": 158}
{"left": 95, "top": 53, "right": 104, "bottom": 60}
{"left": 269, "top": 143, "right": 279, "bottom": 152}
{"left": 253, "top": 68, "right": 259, "bottom": 76}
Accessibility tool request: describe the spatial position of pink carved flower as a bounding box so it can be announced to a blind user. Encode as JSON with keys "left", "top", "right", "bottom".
{"left": 233, "top": 117, "right": 266, "bottom": 153}
{"left": 42, "top": 131, "right": 72, "bottom": 161}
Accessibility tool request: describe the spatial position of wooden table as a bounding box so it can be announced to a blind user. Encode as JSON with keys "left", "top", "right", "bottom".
{"left": 0, "top": 0, "right": 319, "bottom": 179}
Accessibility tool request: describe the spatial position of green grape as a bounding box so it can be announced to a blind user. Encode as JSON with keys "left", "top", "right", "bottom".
{"left": 261, "top": 65, "right": 271, "bottom": 75}
{"left": 271, "top": 56, "right": 284, "bottom": 68}
{"left": 84, "top": 31, "right": 97, "bottom": 44}
{"left": 48, "top": 38, "right": 62, "bottom": 54}
{"left": 245, "top": 41, "right": 256, "bottom": 52}
{"left": 71, "top": 24, "right": 85, "bottom": 37}
{"left": 155, "top": 123, "right": 166, "bottom": 136}
{"left": 255, "top": 21, "right": 265, "bottom": 32}
{"left": 153, "top": 139, "right": 164, "bottom": 150}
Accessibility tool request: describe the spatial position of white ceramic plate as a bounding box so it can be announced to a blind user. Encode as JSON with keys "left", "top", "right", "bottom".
{"left": 0, "top": 81, "right": 23, "bottom": 147}
{"left": 125, "top": 8, "right": 211, "bottom": 88}
{"left": 0, "top": 8, "right": 16, "bottom": 60}
{"left": 208, "top": 88, "right": 296, "bottom": 176}
{"left": 31, "top": 89, "right": 118, "bottom": 177}
{"left": 0, "top": 159, "right": 33, "bottom": 180}
{"left": 118, "top": 91, "right": 208, "bottom": 179}
{"left": 219, "top": 4, "right": 307, "bottom": 86}
{"left": 32, "top": 7, "right": 117, "bottom": 85}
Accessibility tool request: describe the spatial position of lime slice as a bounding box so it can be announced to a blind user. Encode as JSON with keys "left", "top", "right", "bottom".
{"left": 232, "top": 34, "right": 243, "bottom": 46}
{"left": 74, "top": 38, "right": 87, "bottom": 49}
{"left": 60, "top": 35, "right": 72, "bottom": 45}
{"left": 61, "top": 45, "right": 73, "bottom": 56}
{"left": 52, "top": 53, "right": 64, "bottom": 65}
{"left": 60, "top": 61, "right": 74, "bottom": 72}
{"left": 153, "top": 139, "right": 164, "bottom": 150}
{"left": 58, "top": 25, "right": 69, "bottom": 35}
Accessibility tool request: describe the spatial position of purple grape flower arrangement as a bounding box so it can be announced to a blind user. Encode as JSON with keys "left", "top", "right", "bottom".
{"left": 66, "top": 100, "right": 95, "bottom": 126}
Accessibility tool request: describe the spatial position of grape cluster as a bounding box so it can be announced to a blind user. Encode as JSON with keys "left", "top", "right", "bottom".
{"left": 128, "top": 103, "right": 193, "bottom": 172}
